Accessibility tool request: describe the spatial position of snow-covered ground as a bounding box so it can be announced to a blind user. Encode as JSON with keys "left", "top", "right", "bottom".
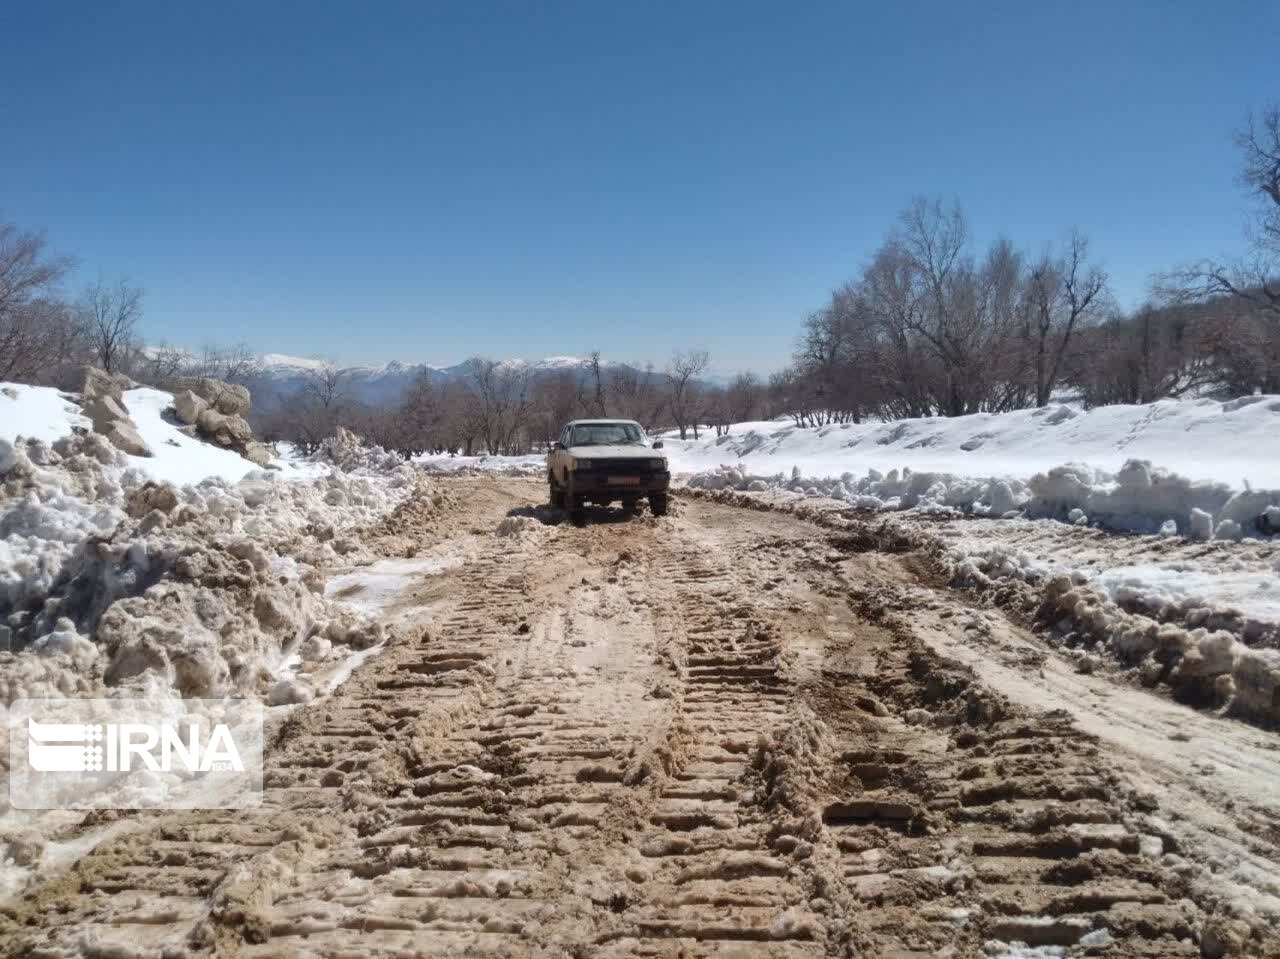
{"left": 675, "top": 400, "right": 1280, "bottom": 541}
{"left": 664, "top": 396, "right": 1280, "bottom": 487}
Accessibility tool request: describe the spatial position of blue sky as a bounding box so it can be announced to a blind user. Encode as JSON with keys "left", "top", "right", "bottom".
{"left": 2, "top": 2, "right": 1276, "bottom": 374}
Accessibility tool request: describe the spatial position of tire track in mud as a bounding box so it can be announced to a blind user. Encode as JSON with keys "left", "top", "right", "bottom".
{"left": 2, "top": 478, "right": 1265, "bottom": 957}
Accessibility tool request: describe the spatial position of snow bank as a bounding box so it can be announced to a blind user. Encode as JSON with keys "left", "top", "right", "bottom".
{"left": 685, "top": 457, "right": 1280, "bottom": 541}
{"left": 1, "top": 381, "right": 424, "bottom": 709}
{"left": 2, "top": 383, "right": 270, "bottom": 485}
{"left": 415, "top": 451, "right": 545, "bottom": 475}
{"left": 665, "top": 397, "right": 1280, "bottom": 488}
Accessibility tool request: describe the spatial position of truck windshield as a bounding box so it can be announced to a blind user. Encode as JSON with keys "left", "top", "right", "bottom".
{"left": 570, "top": 423, "right": 644, "bottom": 446}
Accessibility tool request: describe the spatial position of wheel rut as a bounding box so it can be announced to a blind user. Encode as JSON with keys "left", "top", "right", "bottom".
{"left": 1, "top": 477, "right": 1262, "bottom": 958}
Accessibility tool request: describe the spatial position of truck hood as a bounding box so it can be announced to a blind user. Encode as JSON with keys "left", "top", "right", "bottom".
{"left": 565, "top": 445, "right": 664, "bottom": 460}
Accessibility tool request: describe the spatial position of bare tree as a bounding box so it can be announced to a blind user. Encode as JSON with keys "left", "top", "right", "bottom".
{"left": 664, "top": 350, "right": 709, "bottom": 440}
{"left": 464, "top": 358, "right": 535, "bottom": 455}
{"left": 1160, "top": 105, "right": 1280, "bottom": 313}
{"left": 725, "top": 371, "right": 763, "bottom": 424}
{"left": 0, "top": 221, "right": 78, "bottom": 383}
{"left": 135, "top": 341, "right": 189, "bottom": 386}
{"left": 584, "top": 351, "right": 609, "bottom": 417}
{"left": 610, "top": 362, "right": 666, "bottom": 432}
{"left": 274, "top": 362, "right": 348, "bottom": 454}
{"left": 78, "top": 277, "right": 143, "bottom": 374}
{"left": 1023, "top": 230, "right": 1109, "bottom": 406}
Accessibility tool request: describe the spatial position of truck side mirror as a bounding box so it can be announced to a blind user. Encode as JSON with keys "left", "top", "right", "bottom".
{"left": 552, "top": 441, "right": 563, "bottom": 450}
{"left": 652, "top": 440, "right": 664, "bottom": 449}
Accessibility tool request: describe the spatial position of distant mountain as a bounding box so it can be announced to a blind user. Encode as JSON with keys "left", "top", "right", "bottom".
{"left": 245, "top": 354, "right": 697, "bottom": 409}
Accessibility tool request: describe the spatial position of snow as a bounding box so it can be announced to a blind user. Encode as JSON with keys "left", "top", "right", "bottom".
{"left": 0, "top": 384, "right": 88, "bottom": 446}
{"left": 676, "top": 398, "right": 1280, "bottom": 542}
{"left": 664, "top": 398, "right": 1280, "bottom": 487}
{"left": 1, "top": 379, "right": 422, "bottom": 707}
{"left": 1093, "top": 563, "right": 1280, "bottom": 625}
{"left": 124, "top": 387, "right": 266, "bottom": 485}
{"left": 259, "top": 352, "right": 334, "bottom": 371}
{"left": 1, "top": 384, "right": 268, "bottom": 486}
{"left": 415, "top": 451, "right": 545, "bottom": 474}
{"left": 325, "top": 555, "right": 462, "bottom": 614}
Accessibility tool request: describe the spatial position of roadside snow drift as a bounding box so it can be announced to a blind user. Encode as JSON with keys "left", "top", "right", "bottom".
{"left": 667, "top": 396, "right": 1280, "bottom": 487}
{"left": 1, "top": 382, "right": 424, "bottom": 710}
{"left": 674, "top": 398, "right": 1280, "bottom": 541}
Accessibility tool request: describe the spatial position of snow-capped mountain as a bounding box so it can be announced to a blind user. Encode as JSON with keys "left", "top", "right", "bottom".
{"left": 246, "top": 354, "right": 682, "bottom": 409}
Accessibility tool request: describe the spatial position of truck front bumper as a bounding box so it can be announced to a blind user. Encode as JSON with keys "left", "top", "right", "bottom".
{"left": 569, "top": 469, "right": 670, "bottom": 499}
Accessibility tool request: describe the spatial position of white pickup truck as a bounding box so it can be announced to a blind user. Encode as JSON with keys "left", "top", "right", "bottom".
{"left": 547, "top": 419, "right": 670, "bottom": 519}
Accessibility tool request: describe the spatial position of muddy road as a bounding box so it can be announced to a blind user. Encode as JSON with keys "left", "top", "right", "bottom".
{"left": 4, "top": 476, "right": 1278, "bottom": 958}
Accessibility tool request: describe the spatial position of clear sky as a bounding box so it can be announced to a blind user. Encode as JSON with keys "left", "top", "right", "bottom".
{"left": 2, "top": 2, "right": 1277, "bottom": 374}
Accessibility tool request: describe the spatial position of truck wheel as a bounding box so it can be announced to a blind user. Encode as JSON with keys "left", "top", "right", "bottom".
{"left": 570, "top": 495, "right": 587, "bottom": 525}
{"left": 548, "top": 475, "right": 563, "bottom": 508}
{"left": 649, "top": 493, "right": 668, "bottom": 516}
{"left": 623, "top": 497, "right": 640, "bottom": 515}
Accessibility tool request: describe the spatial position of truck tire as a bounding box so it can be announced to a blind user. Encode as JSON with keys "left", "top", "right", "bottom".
{"left": 649, "top": 493, "right": 668, "bottom": 516}
{"left": 548, "top": 474, "right": 563, "bottom": 508}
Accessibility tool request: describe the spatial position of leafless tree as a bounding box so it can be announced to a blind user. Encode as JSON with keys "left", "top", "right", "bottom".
{"left": 464, "top": 358, "right": 535, "bottom": 455}
{"left": 272, "top": 362, "right": 349, "bottom": 454}
{"left": 584, "top": 351, "right": 609, "bottom": 417}
{"left": 0, "top": 221, "right": 78, "bottom": 383}
{"left": 725, "top": 371, "right": 763, "bottom": 424}
{"left": 665, "top": 350, "right": 709, "bottom": 440}
{"left": 610, "top": 362, "right": 666, "bottom": 432}
{"left": 78, "top": 277, "right": 143, "bottom": 374}
{"left": 1022, "top": 230, "right": 1109, "bottom": 406}
{"left": 531, "top": 369, "right": 581, "bottom": 448}
{"left": 1163, "top": 107, "right": 1280, "bottom": 312}
{"left": 135, "top": 341, "right": 189, "bottom": 386}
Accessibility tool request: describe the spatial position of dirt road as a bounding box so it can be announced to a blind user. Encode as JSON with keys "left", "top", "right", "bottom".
{"left": 4, "top": 476, "right": 1277, "bottom": 958}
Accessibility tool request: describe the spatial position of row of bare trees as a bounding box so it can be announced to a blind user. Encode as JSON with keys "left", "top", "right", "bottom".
{"left": 774, "top": 102, "right": 1280, "bottom": 423}
{"left": 255, "top": 351, "right": 768, "bottom": 458}
{"left": 774, "top": 199, "right": 1112, "bottom": 425}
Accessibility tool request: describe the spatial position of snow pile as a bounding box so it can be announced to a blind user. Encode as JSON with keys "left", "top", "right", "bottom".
{"left": 1025, "top": 460, "right": 1280, "bottom": 538}
{"left": 415, "top": 451, "right": 545, "bottom": 475}
{"left": 1022, "top": 574, "right": 1280, "bottom": 724}
{"left": 1, "top": 383, "right": 422, "bottom": 708}
{"left": 665, "top": 396, "right": 1280, "bottom": 488}
{"left": 312, "top": 426, "right": 405, "bottom": 472}
{"left": 929, "top": 527, "right": 1280, "bottom": 724}
{"left": 685, "top": 458, "right": 1280, "bottom": 540}
{"left": 687, "top": 464, "right": 1025, "bottom": 518}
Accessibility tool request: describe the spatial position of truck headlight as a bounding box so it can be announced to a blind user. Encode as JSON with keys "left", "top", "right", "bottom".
{"left": 572, "top": 458, "right": 592, "bottom": 471}
{"left": 650, "top": 458, "right": 666, "bottom": 470}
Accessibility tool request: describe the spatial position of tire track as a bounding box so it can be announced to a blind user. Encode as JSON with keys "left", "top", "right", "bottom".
{"left": 3, "top": 478, "right": 1261, "bottom": 957}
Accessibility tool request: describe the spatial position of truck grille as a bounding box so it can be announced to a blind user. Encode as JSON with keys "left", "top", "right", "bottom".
{"left": 580, "top": 459, "right": 652, "bottom": 472}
